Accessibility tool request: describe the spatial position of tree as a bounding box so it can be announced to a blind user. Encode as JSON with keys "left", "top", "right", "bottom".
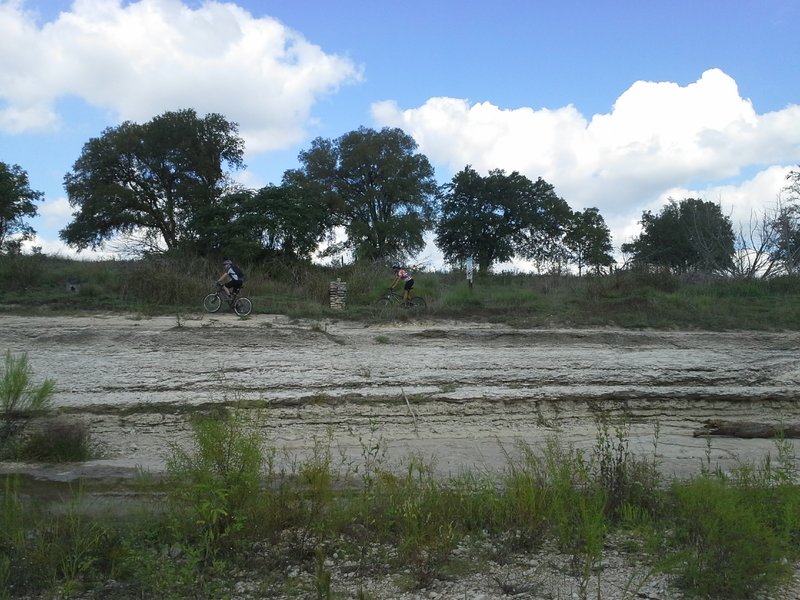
{"left": 212, "top": 174, "right": 339, "bottom": 262}
{"left": 0, "top": 162, "right": 42, "bottom": 253}
{"left": 435, "top": 166, "right": 517, "bottom": 272}
{"left": 513, "top": 176, "right": 573, "bottom": 273}
{"left": 436, "top": 167, "right": 574, "bottom": 273}
{"left": 621, "top": 198, "right": 734, "bottom": 274}
{"left": 293, "top": 127, "right": 438, "bottom": 262}
{"left": 564, "top": 207, "right": 615, "bottom": 275}
{"left": 61, "top": 109, "right": 245, "bottom": 253}
{"left": 771, "top": 168, "right": 800, "bottom": 274}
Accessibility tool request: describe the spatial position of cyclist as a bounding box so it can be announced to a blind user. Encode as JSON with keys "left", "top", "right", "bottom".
{"left": 217, "top": 258, "right": 245, "bottom": 299}
{"left": 389, "top": 264, "right": 414, "bottom": 306}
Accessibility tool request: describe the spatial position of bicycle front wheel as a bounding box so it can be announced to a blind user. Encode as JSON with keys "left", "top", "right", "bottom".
{"left": 203, "top": 292, "right": 222, "bottom": 313}
{"left": 375, "top": 296, "right": 393, "bottom": 316}
{"left": 409, "top": 296, "right": 427, "bottom": 309}
{"left": 233, "top": 296, "right": 252, "bottom": 316}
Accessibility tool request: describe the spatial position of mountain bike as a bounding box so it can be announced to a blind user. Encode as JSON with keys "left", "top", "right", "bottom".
{"left": 203, "top": 284, "right": 253, "bottom": 316}
{"left": 375, "top": 289, "right": 426, "bottom": 312}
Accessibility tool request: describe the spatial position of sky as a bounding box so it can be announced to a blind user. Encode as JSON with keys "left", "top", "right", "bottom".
{"left": 1, "top": 0, "right": 800, "bottom": 269}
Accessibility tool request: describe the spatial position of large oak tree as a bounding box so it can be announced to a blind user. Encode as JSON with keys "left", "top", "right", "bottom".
{"left": 436, "top": 167, "right": 574, "bottom": 273}
{"left": 293, "top": 127, "right": 438, "bottom": 262}
{"left": 61, "top": 109, "right": 244, "bottom": 253}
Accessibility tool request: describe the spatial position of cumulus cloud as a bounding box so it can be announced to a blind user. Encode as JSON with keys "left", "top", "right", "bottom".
{"left": 372, "top": 69, "right": 800, "bottom": 251}
{"left": 0, "top": 0, "right": 362, "bottom": 150}
{"left": 38, "top": 196, "right": 74, "bottom": 229}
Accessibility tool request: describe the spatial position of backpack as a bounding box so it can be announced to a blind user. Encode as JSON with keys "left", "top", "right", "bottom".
{"left": 232, "top": 265, "right": 246, "bottom": 282}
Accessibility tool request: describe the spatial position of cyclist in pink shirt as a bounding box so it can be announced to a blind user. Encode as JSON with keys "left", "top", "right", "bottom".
{"left": 390, "top": 265, "right": 415, "bottom": 306}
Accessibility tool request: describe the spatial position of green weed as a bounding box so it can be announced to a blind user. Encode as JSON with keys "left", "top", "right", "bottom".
{"left": 0, "top": 351, "right": 55, "bottom": 457}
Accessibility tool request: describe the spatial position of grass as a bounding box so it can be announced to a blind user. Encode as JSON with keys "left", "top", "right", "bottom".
{"left": 1, "top": 414, "right": 798, "bottom": 599}
{"left": 1, "top": 253, "right": 799, "bottom": 329}
{"left": 1, "top": 254, "right": 799, "bottom": 597}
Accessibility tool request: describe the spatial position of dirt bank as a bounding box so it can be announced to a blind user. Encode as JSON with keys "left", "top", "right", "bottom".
{"left": 1, "top": 313, "right": 798, "bottom": 482}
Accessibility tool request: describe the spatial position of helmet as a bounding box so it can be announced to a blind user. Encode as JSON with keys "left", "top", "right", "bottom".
{"left": 390, "top": 264, "right": 400, "bottom": 270}
{"left": 223, "top": 258, "right": 232, "bottom": 266}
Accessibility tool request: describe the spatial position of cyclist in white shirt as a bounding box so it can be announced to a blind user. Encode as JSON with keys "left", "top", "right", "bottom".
{"left": 217, "top": 258, "right": 245, "bottom": 298}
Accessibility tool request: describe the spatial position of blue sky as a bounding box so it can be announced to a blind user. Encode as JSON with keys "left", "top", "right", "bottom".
{"left": 2, "top": 0, "right": 799, "bottom": 267}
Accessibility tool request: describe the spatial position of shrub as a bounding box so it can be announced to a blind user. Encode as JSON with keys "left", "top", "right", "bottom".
{"left": 164, "top": 411, "right": 265, "bottom": 565}
{"left": 18, "top": 416, "right": 93, "bottom": 462}
{"left": 668, "top": 475, "right": 793, "bottom": 598}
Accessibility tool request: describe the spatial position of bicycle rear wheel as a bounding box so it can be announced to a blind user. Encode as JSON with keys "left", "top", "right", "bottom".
{"left": 233, "top": 296, "right": 252, "bottom": 316}
{"left": 203, "top": 292, "right": 222, "bottom": 313}
{"left": 375, "top": 297, "right": 393, "bottom": 308}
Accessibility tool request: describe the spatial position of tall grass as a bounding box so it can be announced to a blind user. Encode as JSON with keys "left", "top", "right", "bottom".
{"left": 2, "top": 415, "right": 798, "bottom": 599}
{"left": 2, "top": 253, "right": 799, "bottom": 328}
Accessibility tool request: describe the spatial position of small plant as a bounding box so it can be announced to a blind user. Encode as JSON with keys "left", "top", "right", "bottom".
{"left": 165, "top": 411, "right": 265, "bottom": 566}
{"left": 0, "top": 350, "right": 55, "bottom": 457}
{"left": 313, "top": 546, "right": 332, "bottom": 599}
{"left": 378, "top": 454, "right": 460, "bottom": 588}
{"left": 592, "top": 414, "right": 661, "bottom": 521}
{"left": 541, "top": 438, "right": 606, "bottom": 599}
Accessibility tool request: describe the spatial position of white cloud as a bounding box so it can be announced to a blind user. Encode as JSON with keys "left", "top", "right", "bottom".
{"left": 0, "top": 0, "right": 363, "bottom": 149}
{"left": 372, "top": 69, "right": 800, "bottom": 254}
{"left": 38, "top": 196, "right": 73, "bottom": 228}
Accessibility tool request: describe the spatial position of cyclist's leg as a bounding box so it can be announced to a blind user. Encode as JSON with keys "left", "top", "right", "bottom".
{"left": 229, "top": 282, "right": 243, "bottom": 304}
{"left": 403, "top": 279, "right": 414, "bottom": 304}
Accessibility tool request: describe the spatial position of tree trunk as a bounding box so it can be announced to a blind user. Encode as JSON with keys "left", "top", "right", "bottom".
{"left": 693, "top": 419, "right": 800, "bottom": 438}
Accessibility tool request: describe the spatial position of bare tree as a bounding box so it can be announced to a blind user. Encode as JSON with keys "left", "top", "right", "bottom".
{"left": 731, "top": 204, "right": 782, "bottom": 279}
{"left": 730, "top": 187, "right": 800, "bottom": 279}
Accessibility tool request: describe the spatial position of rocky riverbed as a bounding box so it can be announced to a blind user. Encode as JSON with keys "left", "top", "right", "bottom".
{"left": 2, "top": 313, "right": 799, "bottom": 599}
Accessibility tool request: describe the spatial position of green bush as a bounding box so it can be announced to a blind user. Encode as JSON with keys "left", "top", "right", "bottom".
{"left": 668, "top": 475, "right": 793, "bottom": 598}
{"left": 18, "top": 417, "right": 93, "bottom": 462}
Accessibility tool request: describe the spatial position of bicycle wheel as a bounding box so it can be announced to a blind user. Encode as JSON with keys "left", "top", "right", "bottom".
{"left": 233, "top": 296, "right": 252, "bottom": 317}
{"left": 375, "top": 296, "right": 393, "bottom": 315}
{"left": 203, "top": 292, "right": 222, "bottom": 313}
{"left": 409, "top": 296, "right": 427, "bottom": 309}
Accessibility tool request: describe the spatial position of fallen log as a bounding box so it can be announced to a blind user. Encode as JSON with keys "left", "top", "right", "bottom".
{"left": 693, "top": 419, "right": 800, "bottom": 439}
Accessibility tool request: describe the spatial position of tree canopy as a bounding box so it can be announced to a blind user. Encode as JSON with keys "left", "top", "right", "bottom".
{"left": 622, "top": 198, "right": 735, "bottom": 273}
{"left": 435, "top": 167, "right": 577, "bottom": 273}
{"left": 564, "top": 207, "right": 615, "bottom": 275}
{"left": 0, "top": 162, "right": 42, "bottom": 253}
{"left": 293, "top": 127, "right": 439, "bottom": 262}
{"left": 60, "top": 108, "right": 245, "bottom": 253}
{"left": 435, "top": 166, "right": 517, "bottom": 271}
{"left": 207, "top": 174, "right": 339, "bottom": 262}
